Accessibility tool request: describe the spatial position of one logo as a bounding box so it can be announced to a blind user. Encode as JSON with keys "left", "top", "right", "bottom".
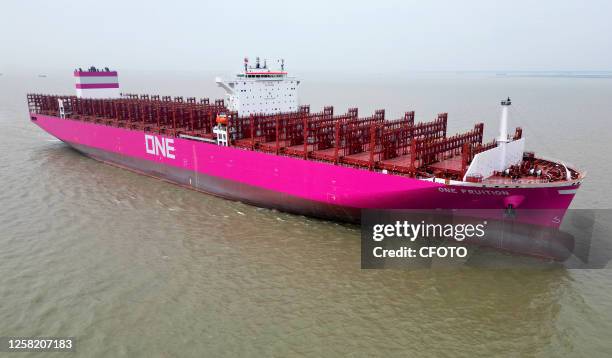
{"left": 145, "top": 134, "right": 176, "bottom": 159}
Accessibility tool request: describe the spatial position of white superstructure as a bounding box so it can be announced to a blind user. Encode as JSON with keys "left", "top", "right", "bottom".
{"left": 216, "top": 57, "right": 300, "bottom": 116}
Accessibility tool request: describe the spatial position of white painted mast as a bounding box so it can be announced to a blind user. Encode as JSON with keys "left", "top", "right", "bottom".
{"left": 497, "top": 97, "right": 512, "bottom": 170}
{"left": 463, "top": 97, "right": 525, "bottom": 181}
{"left": 498, "top": 97, "right": 511, "bottom": 142}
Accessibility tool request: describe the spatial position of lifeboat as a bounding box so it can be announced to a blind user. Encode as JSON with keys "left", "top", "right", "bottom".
{"left": 216, "top": 113, "right": 228, "bottom": 125}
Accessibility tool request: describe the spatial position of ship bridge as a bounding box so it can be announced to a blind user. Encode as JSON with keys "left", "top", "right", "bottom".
{"left": 216, "top": 57, "right": 300, "bottom": 116}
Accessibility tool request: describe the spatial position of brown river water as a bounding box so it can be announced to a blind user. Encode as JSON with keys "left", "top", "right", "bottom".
{"left": 1, "top": 70, "right": 611, "bottom": 357}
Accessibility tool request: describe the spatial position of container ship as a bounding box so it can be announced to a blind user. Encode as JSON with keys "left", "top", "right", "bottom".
{"left": 26, "top": 59, "right": 584, "bottom": 225}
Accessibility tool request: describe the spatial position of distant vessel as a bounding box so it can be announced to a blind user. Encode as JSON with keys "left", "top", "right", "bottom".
{"left": 38, "top": 74, "right": 47, "bottom": 78}
{"left": 26, "top": 60, "right": 584, "bottom": 224}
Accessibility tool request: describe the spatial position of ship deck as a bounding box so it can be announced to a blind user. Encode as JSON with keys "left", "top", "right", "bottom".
{"left": 427, "top": 156, "right": 464, "bottom": 174}
{"left": 284, "top": 143, "right": 314, "bottom": 157}
{"left": 342, "top": 152, "right": 372, "bottom": 166}
{"left": 26, "top": 93, "right": 584, "bottom": 185}
{"left": 311, "top": 147, "right": 337, "bottom": 161}
{"left": 259, "top": 139, "right": 291, "bottom": 152}
{"left": 380, "top": 156, "right": 411, "bottom": 166}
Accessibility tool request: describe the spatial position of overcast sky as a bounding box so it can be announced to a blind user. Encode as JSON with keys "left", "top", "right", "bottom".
{"left": 2, "top": 0, "right": 611, "bottom": 74}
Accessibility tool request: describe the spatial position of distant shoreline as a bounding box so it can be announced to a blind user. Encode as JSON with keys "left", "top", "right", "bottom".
{"left": 494, "top": 72, "right": 612, "bottom": 79}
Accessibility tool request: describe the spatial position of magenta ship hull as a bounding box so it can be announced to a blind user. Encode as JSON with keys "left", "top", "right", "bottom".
{"left": 31, "top": 114, "right": 581, "bottom": 224}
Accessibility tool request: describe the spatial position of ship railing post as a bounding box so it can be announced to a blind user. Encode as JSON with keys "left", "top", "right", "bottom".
{"left": 275, "top": 116, "right": 280, "bottom": 154}
{"left": 410, "top": 139, "right": 417, "bottom": 176}
{"left": 334, "top": 120, "right": 340, "bottom": 164}
{"left": 189, "top": 107, "right": 195, "bottom": 134}
{"left": 141, "top": 102, "right": 146, "bottom": 131}
{"left": 155, "top": 103, "right": 162, "bottom": 128}
{"left": 461, "top": 142, "right": 471, "bottom": 176}
{"left": 303, "top": 116, "right": 308, "bottom": 159}
{"left": 250, "top": 114, "right": 255, "bottom": 149}
{"left": 406, "top": 111, "right": 415, "bottom": 127}
{"left": 126, "top": 101, "right": 132, "bottom": 125}
{"left": 368, "top": 123, "right": 376, "bottom": 170}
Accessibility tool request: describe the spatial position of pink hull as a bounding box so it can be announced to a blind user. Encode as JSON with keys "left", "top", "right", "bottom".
{"left": 31, "top": 114, "right": 581, "bottom": 224}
